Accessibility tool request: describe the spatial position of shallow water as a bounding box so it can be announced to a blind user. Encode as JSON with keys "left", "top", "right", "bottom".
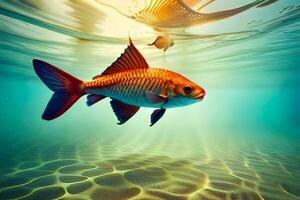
{"left": 0, "top": 0, "right": 300, "bottom": 200}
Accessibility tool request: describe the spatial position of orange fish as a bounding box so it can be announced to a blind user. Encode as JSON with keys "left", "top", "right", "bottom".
{"left": 148, "top": 35, "right": 174, "bottom": 52}
{"left": 33, "top": 38, "right": 205, "bottom": 126}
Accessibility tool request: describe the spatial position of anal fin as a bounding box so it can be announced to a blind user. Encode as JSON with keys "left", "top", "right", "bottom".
{"left": 110, "top": 99, "right": 140, "bottom": 124}
{"left": 86, "top": 94, "right": 106, "bottom": 106}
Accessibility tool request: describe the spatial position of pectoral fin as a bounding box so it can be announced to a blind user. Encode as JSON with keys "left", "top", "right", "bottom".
{"left": 150, "top": 109, "right": 166, "bottom": 126}
{"left": 146, "top": 91, "right": 167, "bottom": 104}
{"left": 110, "top": 99, "right": 140, "bottom": 125}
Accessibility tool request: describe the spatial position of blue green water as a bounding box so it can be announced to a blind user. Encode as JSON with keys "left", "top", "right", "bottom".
{"left": 0, "top": 1, "right": 300, "bottom": 200}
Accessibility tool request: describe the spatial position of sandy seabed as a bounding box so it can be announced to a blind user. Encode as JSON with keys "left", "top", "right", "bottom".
{"left": 0, "top": 133, "right": 299, "bottom": 200}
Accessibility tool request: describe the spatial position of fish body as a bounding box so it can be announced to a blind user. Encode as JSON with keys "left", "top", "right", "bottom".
{"left": 33, "top": 38, "right": 205, "bottom": 126}
{"left": 148, "top": 35, "right": 174, "bottom": 51}
{"left": 84, "top": 68, "right": 202, "bottom": 109}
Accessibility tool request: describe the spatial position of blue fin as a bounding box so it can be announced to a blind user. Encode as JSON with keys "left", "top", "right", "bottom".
{"left": 86, "top": 94, "right": 106, "bottom": 106}
{"left": 110, "top": 99, "right": 140, "bottom": 124}
{"left": 150, "top": 109, "right": 166, "bottom": 126}
{"left": 33, "top": 59, "right": 84, "bottom": 120}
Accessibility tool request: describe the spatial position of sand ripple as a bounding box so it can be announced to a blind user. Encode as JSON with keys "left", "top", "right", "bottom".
{"left": 0, "top": 144, "right": 299, "bottom": 200}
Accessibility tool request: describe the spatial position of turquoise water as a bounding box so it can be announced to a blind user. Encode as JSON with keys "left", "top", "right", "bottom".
{"left": 0, "top": 0, "right": 300, "bottom": 200}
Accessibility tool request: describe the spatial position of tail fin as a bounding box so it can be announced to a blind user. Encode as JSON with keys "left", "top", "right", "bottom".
{"left": 33, "top": 59, "right": 84, "bottom": 120}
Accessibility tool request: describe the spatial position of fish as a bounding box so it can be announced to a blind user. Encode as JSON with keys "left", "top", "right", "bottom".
{"left": 148, "top": 35, "right": 174, "bottom": 52}
{"left": 33, "top": 38, "right": 205, "bottom": 126}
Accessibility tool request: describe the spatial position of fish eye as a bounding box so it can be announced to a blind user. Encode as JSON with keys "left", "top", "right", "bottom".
{"left": 184, "top": 86, "right": 193, "bottom": 94}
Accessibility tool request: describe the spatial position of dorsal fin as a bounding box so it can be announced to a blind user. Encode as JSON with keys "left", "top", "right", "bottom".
{"left": 93, "top": 38, "right": 149, "bottom": 79}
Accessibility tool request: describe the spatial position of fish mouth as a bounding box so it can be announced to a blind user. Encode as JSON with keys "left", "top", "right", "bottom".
{"left": 195, "top": 91, "right": 206, "bottom": 100}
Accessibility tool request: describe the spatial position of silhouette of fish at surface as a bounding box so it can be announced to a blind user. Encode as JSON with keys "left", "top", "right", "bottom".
{"left": 33, "top": 38, "right": 205, "bottom": 126}
{"left": 148, "top": 35, "right": 174, "bottom": 52}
